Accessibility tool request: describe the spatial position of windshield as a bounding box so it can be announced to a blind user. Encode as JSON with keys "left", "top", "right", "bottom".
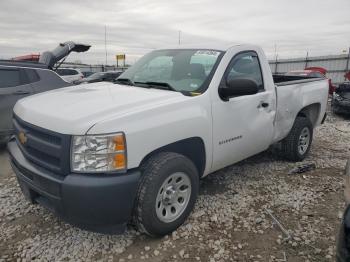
{"left": 119, "top": 49, "right": 223, "bottom": 93}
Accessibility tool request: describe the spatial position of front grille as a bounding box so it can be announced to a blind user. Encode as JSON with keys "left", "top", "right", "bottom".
{"left": 13, "top": 115, "right": 71, "bottom": 175}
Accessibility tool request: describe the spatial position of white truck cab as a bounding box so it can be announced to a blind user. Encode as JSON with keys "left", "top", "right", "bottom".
{"left": 8, "top": 44, "right": 328, "bottom": 236}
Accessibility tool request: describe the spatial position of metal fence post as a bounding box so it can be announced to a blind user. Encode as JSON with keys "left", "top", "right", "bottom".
{"left": 345, "top": 47, "right": 350, "bottom": 81}
{"left": 305, "top": 51, "right": 309, "bottom": 68}
{"left": 274, "top": 55, "right": 278, "bottom": 74}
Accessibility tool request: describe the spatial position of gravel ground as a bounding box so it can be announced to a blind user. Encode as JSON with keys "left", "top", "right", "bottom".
{"left": 1, "top": 109, "right": 350, "bottom": 261}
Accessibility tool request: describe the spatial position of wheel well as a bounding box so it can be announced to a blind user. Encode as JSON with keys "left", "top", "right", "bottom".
{"left": 139, "top": 137, "right": 206, "bottom": 177}
{"left": 296, "top": 103, "right": 321, "bottom": 127}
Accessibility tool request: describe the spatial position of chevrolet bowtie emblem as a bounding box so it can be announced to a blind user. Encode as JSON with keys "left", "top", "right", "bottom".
{"left": 18, "top": 131, "right": 27, "bottom": 145}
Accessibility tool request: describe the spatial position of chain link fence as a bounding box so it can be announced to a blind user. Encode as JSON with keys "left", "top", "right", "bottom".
{"left": 61, "top": 53, "right": 350, "bottom": 85}
{"left": 269, "top": 53, "right": 350, "bottom": 85}
{"left": 60, "top": 62, "right": 128, "bottom": 73}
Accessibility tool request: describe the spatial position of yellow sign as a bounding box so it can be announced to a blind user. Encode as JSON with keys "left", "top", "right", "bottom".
{"left": 116, "top": 54, "right": 125, "bottom": 60}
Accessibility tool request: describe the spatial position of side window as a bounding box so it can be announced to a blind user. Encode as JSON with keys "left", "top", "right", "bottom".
{"left": 225, "top": 52, "right": 264, "bottom": 91}
{"left": 56, "top": 69, "right": 78, "bottom": 76}
{"left": 25, "top": 69, "right": 40, "bottom": 83}
{"left": 70, "top": 70, "right": 79, "bottom": 75}
{"left": 0, "top": 69, "right": 21, "bottom": 88}
{"left": 309, "top": 72, "right": 324, "bottom": 78}
{"left": 56, "top": 69, "right": 65, "bottom": 76}
{"left": 64, "top": 69, "right": 77, "bottom": 75}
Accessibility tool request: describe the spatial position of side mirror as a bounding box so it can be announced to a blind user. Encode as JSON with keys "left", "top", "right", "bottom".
{"left": 219, "top": 78, "right": 259, "bottom": 101}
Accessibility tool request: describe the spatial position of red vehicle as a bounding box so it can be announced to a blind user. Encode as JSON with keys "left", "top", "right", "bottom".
{"left": 287, "top": 67, "right": 336, "bottom": 94}
{"left": 12, "top": 54, "right": 40, "bottom": 62}
{"left": 345, "top": 71, "right": 350, "bottom": 81}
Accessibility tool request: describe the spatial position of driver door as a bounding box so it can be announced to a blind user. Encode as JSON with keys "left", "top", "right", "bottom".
{"left": 211, "top": 51, "right": 275, "bottom": 171}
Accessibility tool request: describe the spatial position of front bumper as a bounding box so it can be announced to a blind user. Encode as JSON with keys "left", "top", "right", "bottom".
{"left": 8, "top": 139, "right": 141, "bottom": 233}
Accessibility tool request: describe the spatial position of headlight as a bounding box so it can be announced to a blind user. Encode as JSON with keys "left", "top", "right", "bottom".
{"left": 71, "top": 133, "right": 126, "bottom": 173}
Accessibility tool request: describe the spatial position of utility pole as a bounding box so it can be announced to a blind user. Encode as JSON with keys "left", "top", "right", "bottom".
{"left": 104, "top": 25, "right": 107, "bottom": 67}
{"left": 178, "top": 30, "right": 181, "bottom": 45}
{"left": 305, "top": 51, "right": 309, "bottom": 68}
{"left": 274, "top": 44, "right": 278, "bottom": 74}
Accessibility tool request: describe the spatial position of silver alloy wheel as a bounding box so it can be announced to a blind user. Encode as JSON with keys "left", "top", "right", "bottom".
{"left": 155, "top": 172, "right": 192, "bottom": 223}
{"left": 298, "top": 127, "right": 310, "bottom": 155}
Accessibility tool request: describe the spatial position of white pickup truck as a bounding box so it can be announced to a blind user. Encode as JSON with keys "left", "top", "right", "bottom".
{"left": 8, "top": 44, "right": 328, "bottom": 236}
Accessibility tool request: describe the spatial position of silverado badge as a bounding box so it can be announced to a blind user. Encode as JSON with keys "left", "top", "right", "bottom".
{"left": 18, "top": 131, "right": 27, "bottom": 145}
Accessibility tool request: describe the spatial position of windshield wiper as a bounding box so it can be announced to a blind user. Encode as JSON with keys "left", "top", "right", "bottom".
{"left": 134, "top": 81, "right": 177, "bottom": 92}
{"left": 114, "top": 78, "right": 135, "bottom": 86}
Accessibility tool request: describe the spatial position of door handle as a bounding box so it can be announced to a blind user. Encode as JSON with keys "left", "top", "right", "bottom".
{"left": 258, "top": 101, "right": 269, "bottom": 108}
{"left": 12, "top": 90, "right": 30, "bottom": 95}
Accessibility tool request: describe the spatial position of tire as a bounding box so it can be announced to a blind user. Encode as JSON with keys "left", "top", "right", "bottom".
{"left": 282, "top": 116, "right": 313, "bottom": 161}
{"left": 133, "top": 152, "right": 199, "bottom": 237}
{"left": 0, "top": 136, "right": 9, "bottom": 150}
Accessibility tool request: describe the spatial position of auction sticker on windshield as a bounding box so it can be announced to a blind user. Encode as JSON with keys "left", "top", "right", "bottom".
{"left": 194, "top": 50, "right": 220, "bottom": 56}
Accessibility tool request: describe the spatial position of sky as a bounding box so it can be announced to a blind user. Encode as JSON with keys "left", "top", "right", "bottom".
{"left": 0, "top": 0, "right": 349, "bottom": 65}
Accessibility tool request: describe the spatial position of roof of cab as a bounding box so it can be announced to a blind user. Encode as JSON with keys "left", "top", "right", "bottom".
{"left": 157, "top": 43, "right": 242, "bottom": 52}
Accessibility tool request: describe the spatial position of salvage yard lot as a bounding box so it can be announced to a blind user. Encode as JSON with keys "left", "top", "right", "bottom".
{"left": 1, "top": 110, "right": 349, "bottom": 262}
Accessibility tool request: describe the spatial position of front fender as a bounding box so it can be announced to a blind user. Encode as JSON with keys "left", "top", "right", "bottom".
{"left": 87, "top": 95, "right": 213, "bottom": 175}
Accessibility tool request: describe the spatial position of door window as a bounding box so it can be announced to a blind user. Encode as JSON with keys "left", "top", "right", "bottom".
{"left": 0, "top": 69, "right": 21, "bottom": 88}
{"left": 56, "top": 69, "right": 78, "bottom": 76}
{"left": 309, "top": 72, "right": 324, "bottom": 78}
{"left": 223, "top": 52, "right": 264, "bottom": 91}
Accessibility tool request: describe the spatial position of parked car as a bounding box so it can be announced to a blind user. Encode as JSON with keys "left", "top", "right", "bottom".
{"left": 82, "top": 71, "right": 94, "bottom": 78}
{"left": 345, "top": 71, "right": 350, "bottom": 81}
{"left": 336, "top": 160, "right": 350, "bottom": 262}
{"left": 56, "top": 68, "right": 84, "bottom": 83}
{"left": 332, "top": 82, "right": 350, "bottom": 115}
{"left": 76, "top": 71, "right": 123, "bottom": 84}
{"left": 0, "top": 41, "right": 90, "bottom": 146}
{"left": 287, "top": 67, "right": 336, "bottom": 94}
{"left": 12, "top": 54, "right": 40, "bottom": 62}
{"left": 8, "top": 44, "right": 329, "bottom": 236}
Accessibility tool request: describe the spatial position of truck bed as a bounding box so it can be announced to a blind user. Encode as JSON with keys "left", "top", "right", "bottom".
{"left": 273, "top": 74, "right": 325, "bottom": 86}
{"left": 272, "top": 77, "right": 329, "bottom": 143}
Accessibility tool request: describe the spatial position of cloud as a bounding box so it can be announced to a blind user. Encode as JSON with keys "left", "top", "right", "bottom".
{"left": 0, "top": 0, "right": 349, "bottom": 64}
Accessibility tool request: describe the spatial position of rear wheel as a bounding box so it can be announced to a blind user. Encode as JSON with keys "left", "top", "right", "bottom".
{"left": 282, "top": 117, "right": 313, "bottom": 161}
{"left": 133, "top": 152, "right": 199, "bottom": 237}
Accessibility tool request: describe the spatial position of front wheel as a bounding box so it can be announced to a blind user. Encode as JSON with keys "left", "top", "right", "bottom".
{"left": 133, "top": 152, "right": 199, "bottom": 237}
{"left": 282, "top": 117, "right": 313, "bottom": 161}
{"left": 0, "top": 136, "right": 9, "bottom": 150}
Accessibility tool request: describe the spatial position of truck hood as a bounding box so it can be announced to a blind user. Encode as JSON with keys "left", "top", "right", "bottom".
{"left": 14, "top": 82, "right": 187, "bottom": 135}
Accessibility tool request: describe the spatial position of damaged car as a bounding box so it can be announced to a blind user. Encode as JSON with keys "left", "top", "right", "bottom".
{"left": 0, "top": 41, "right": 90, "bottom": 146}
{"left": 332, "top": 82, "right": 350, "bottom": 115}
